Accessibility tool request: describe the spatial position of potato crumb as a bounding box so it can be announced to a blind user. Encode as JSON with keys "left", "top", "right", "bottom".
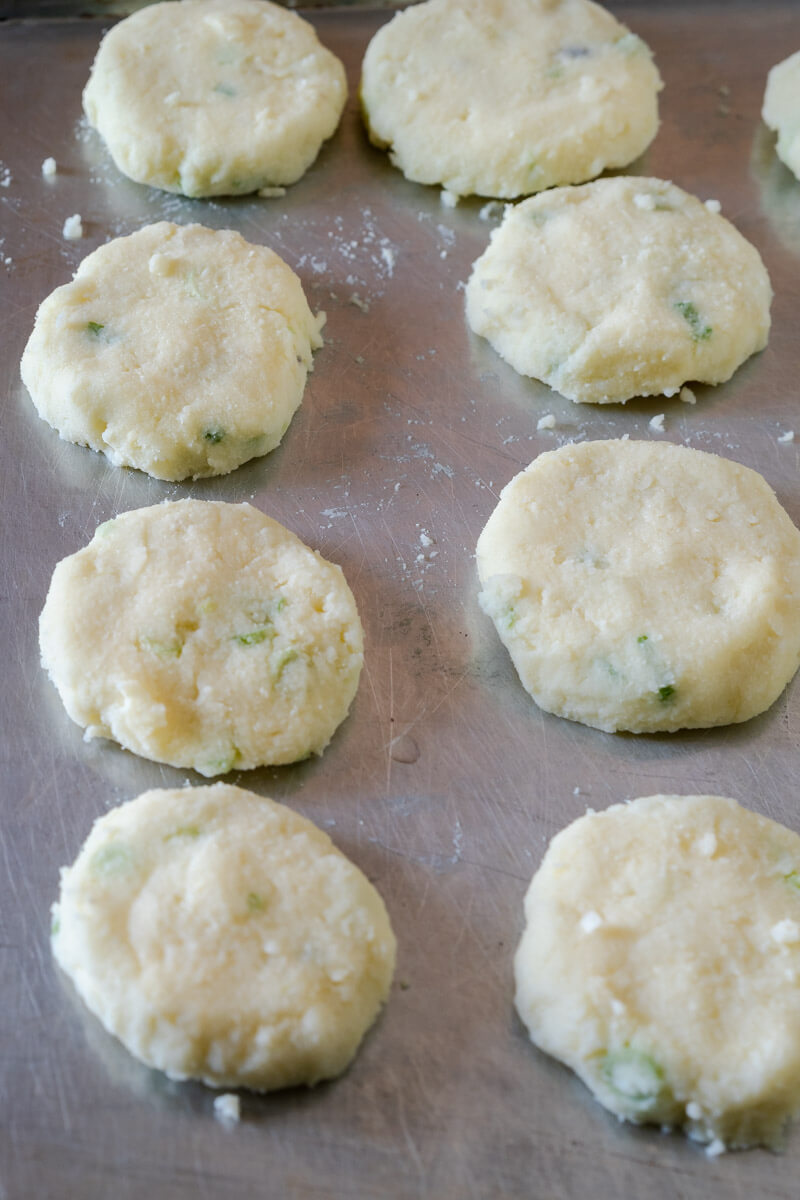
{"left": 695, "top": 832, "right": 717, "bottom": 857}
{"left": 213, "top": 1093, "right": 241, "bottom": 1125}
{"left": 479, "top": 200, "right": 504, "bottom": 222}
{"left": 537, "top": 414, "right": 556, "bottom": 430}
{"left": 440, "top": 189, "right": 459, "bottom": 209}
{"left": 258, "top": 186, "right": 286, "bottom": 198}
{"left": 771, "top": 919, "right": 800, "bottom": 945}
{"left": 705, "top": 1138, "right": 726, "bottom": 1158}
{"left": 62, "top": 214, "right": 83, "bottom": 240}
{"left": 679, "top": 386, "right": 696, "bottom": 405}
{"left": 633, "top": 192, "right": 657, "bottom": 211}
{"left": 704, "top": 198, "right": 722, "bottom": 214}
{"left": 42, "top": 157, "right": 57, "bottom": 178}
{"left": 649, "top": 413, "right": 665, "bottom": 433}
{"left": 579, "top": 911, "right": 603, "bottom": 934}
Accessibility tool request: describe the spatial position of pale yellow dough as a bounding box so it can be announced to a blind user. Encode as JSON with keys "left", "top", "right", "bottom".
{"left": 83, "top": 0, "right": 347, "bottom": 197}
{"left": 20, "top": 222, "right": 323, "bottom": 482}
{"left": 465, "top": 177, "right": 771, "bottom": 403}
{"left": 476, "top": 440, "right": 800, "bottom": 733}
{"left": 39, "top": 500, "right": 364, "bottom": 775}
{"left": 763, "top": 51, "right": 800, "bottom": 181}
{"left": 53, "top": 784, "right": 396, "bottom": 1090}
{"left": 515, "top": 794, "right": 800, "bottom": 1150}
{"left": 360, "top": 0, "right": 661, "bottom": 199}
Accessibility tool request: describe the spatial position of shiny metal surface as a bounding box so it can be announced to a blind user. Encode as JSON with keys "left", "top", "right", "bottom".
{"left": 3, "top": 6, "right": 800, "bottom": 1197}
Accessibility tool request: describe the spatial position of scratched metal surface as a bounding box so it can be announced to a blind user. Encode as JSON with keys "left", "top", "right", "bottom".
{"left": 2, "top": 5, "right": 800, "bottom": 1198}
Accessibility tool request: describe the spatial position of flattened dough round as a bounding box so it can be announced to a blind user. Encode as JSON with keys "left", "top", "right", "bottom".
{"left": 515, "top": 794, "right": 800, "bottom": 1150}
{"left": 465, "top": 177, "right": 771, "bottom": 403}
{"left": 20, "top": 222, "right": 323, "bottom": 482}
{"left": 763, "top": 51, "right": 800, "bottom": 181}
{"left": 476, "top": 440, "right": 800, "bottom": 733}
{"left": 53, "top": 783, "right": 396, "bottom": 1089}
{"left": 39, "top": 500, "right": 364, "bottom": 774}
{"left": 360, "top": 0, "right": 661, "bottom": 199}
{"left": 83, "top": 0, "right": 347, "bottom": 197}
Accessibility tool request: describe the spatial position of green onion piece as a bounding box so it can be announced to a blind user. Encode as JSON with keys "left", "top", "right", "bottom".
{"left": 600, "top": 1048, "right": 666, "bottom": 1107}
{"left": 51, "top": 914, "right": 60, "bottom": 937}
{"left": 234, "top": 629, "right": 270, "bottom": 646}
{"left": 140, "top": 635, "right": 183, "bottom": 659}
{"left": 204, "top": 428, "right": 225, "bottom": 444}
{"left": 273, "top": 648, "right": 299, "bottom": 680}
{"left": 201, "top": 747, "right": 238, "bottom": 775}
{"left": 637, "top": 634, "right": 648, "bottom": 644}
{"left": 164, "top": 825, "right": 202, "bottom": 842}
{"left": 87, "top": 321, "right": 105, "bottom": 336}
{"left": 658, "top": 684, "right": 675, "bottom": 702}
{"left": 247, "top": 892, "right": 265, "bottom": 912}
{"left": 674, "top": 301, "right": 712, "bottom": 342}
{"left": 90, "top": 844, "right": 134, "bottom": 874}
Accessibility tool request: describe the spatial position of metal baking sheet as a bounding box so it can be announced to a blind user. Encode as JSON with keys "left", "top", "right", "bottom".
{"left": 3, "top": 4, "right": 800, "bottom": 1197}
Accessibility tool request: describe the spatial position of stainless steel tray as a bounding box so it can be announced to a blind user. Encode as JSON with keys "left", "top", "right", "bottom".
{"left": 3, "top": 5, "right": 800, "bottom": 1197}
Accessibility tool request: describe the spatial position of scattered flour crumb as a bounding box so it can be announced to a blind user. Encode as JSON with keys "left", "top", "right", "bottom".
{"left": 705, "top": 1138, "right": 726, "bottom": 1158}
{"left": 354, "top": 355, "right": 365, "bottom": 366}
{"left": 679, "top": 386, "right": 696, "bottom": 405}
{"left": 479, "top": 200, "right": 504, "bottom": 221}
{"left": 686, "top": 1101, "right": 703, "bottom": 1120}
{"left": 537, "top": 414, "right": 556, "bottom": 430}
{"left": 778, "top": 430, "right": 795, "bottom": 444}
{"left": 649, "top": 413, "right": 666, "bottom": 433}
{"left": 440, "top": 189, "right": 459, "bottom": 209}
{"left": 419, "top": 531, "right": 432, "bottom": 547}
{"left": 579, "top": 911, "right": 603, "bottom": 934}
{"left": 213, "top": 1094, "right": 241, "bottom": 1125}
{"left": 704, "top": 198, "right": 722, "bottom": 213}
{"left": 633, "top": 192, "right": 656, "bottom": 210}
{"left": 41, "top": 157, "right": 57, "bottom": 178}
{"left": 258, "top": 185, "right": 286, "bottom": 198}
{"left": 0, "top": 165, "right": 11, "bottom": 188}
{"left": 62, "top": 214, "right": 83, "bottom": 240}
{"left": 349, "top": 293, "right": 370, "bottom": 313}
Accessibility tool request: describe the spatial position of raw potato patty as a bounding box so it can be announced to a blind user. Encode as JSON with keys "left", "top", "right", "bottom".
{"left": 39, "top": 500, "right": 364, "bottom": 775}
{"left": 83, "top": 0, "right": 347, "bottom": 197}
{"left": 360, "top": 0, "right": 661, "bottom": 199}
{"left": 465, "top": 177, "right": 771, "bottom": 403}
{"left": 20, "top": 222, "right": 323, "bottom": 482}
{"left": 52, "top": 784, "right": 396, "bottom": 1090}
{"left": 476, "top": 440, "right": 800, "bottom": 733}
{"left": 763, "top": 50, "right": 800, "bottom": 181}
{"left": 515, "top": 794, "right": 800, "bottom": 1151}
